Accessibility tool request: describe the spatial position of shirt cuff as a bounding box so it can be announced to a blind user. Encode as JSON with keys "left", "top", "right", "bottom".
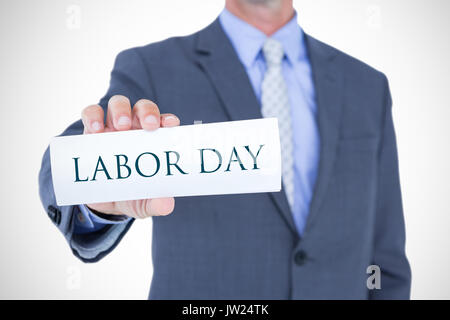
{"left": 74, "top": 204, "right": 131, "bottom": 233}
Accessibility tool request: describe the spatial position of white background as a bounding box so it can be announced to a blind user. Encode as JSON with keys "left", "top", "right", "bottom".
{"left": 0, "top": 0, "right": 449, "bottom": 299}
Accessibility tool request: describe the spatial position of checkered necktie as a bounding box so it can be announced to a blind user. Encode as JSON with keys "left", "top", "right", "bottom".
{"left": 261, "top": 38, "right": 294, "bottom": 209}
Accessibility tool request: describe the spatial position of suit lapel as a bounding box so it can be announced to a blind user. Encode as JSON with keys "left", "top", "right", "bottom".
{"left": 302, "top": 35, "right": 344, "bottom": 235}
{"left": 194, "top": 19, "right": 261, "bottom": 121}
{"left": 194, "top": 19, "right": 298, "bottom": 235}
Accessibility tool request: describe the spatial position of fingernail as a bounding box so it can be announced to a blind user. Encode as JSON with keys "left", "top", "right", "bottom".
{"left": 117, "top": 116, "right": 131, "bottom": 127}
{"left": 164, "top": 115, "right": 178, "bottom": 122}
{"left": 91, "top": 121, "right": 102, "bottom": 131}
{"left": 144, "top": 115, "right": 158, "bottom": 125}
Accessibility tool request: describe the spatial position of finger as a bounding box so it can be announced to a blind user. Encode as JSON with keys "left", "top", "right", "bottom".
{"left": 110, "top": 197, "right": 175, "bottom": 219}
{"left": 81, "top": 105, "right": 104, "bottom": 134}
{"left": 86, "top": 202, "right": 115, "bottom": 214}
{"left": 132, "top": 99, "right": 160, "bottom": 131}
{"left": 86, "top": 197, "right": 175, "bottom": 219}
{"left": 106, "top": 95, "right": 132, "bottom": 131}
{"left": 160, "top": 113, "right": 180, "bottom": 128}
{"left": 148, "top": 197, "right": 175, "bottom": 216}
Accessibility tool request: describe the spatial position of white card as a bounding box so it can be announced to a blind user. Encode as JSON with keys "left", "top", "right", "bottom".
{"left": 50, "top": 118, "right": 281, "bottom": 206}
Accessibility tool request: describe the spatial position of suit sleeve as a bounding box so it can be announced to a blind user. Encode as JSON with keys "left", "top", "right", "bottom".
{"left": 369, "top": 75, "right": 412, "bottom": 299}
{"left": 38, "top": 48, "right": 154, "bottom": 262}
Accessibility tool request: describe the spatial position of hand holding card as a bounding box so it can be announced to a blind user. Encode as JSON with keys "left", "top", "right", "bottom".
{"left": 50, "top": 96, "right": 281, "bottom": 220}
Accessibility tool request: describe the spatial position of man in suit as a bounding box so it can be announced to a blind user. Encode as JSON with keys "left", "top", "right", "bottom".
{"left": 39, "top": 0, "right": 411, "bottom": 299}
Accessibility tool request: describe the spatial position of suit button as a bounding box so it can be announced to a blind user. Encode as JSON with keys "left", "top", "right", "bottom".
{"left": 294, "top": 250, "right": 307, "bottom": 266}
{"left": 47, "top": 205, "right": 57, "bottom": 220}
{"left": 47, "top": 209, "right": 55, "bottom": 221}
{"left": 47, "top": 205, "right": 61, "bottom": 226}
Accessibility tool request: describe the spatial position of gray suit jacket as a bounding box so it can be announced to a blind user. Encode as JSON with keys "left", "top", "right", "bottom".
{"left": 39, "top": 18, "right": 411, "bottom": 299}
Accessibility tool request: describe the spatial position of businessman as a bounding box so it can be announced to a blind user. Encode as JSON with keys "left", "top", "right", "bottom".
{"left": 39, "top": 0, "right": 411, "bottom": 299}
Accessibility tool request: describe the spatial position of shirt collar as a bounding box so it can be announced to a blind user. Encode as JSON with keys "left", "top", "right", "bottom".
{"left": 218, "top": 8, "right": 306, "bottom": 68}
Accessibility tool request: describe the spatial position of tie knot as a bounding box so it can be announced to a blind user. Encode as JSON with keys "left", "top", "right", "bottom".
{"left": 263, "top": 38, "right": 284, "bottom": 67}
